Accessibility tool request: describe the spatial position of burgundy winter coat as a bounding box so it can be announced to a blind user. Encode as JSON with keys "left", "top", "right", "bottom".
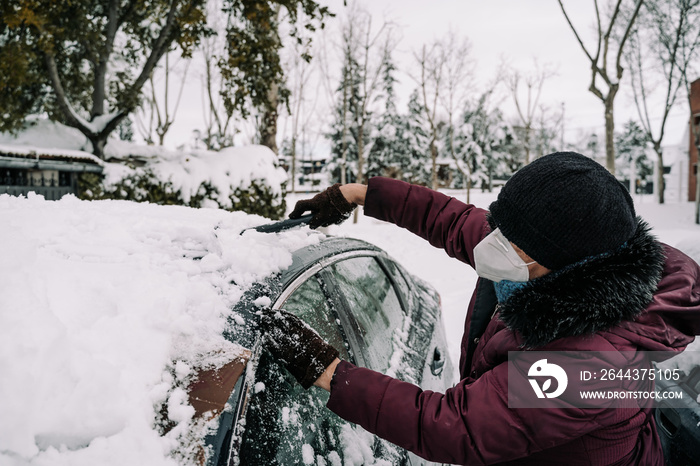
{"left": 326, "top": 177, "right": 700, "bottom": 465}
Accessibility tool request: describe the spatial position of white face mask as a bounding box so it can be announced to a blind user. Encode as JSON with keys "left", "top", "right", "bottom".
{"left": 473, "top": 228, "right": 536, "bottom": 282}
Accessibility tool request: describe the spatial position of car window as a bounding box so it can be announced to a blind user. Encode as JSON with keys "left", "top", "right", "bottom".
{"left": 282, "top": 275, "right": 350, "bottom": 360}
{"left": 329, "top": 256, "right": 406, "bottom": 373}
{"left": 379, "top": 257, "right": 414, "bottom": 311}
{"left": 237, "top": 274, "right": 401, "bottom": 465}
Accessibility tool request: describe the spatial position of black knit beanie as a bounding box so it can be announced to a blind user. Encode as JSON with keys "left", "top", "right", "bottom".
{"left": 489, "top": 152, "right": 637, "bottom": 270}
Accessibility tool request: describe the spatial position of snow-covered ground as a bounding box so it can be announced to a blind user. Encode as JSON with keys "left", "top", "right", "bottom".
{"left": 1, "top": 186, "right": 698, "bottom": 466}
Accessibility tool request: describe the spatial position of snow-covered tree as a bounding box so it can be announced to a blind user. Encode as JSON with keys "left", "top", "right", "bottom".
{"left": 454, "top": 91, "right": 511, "bottom": 191}
{"left": 325, "top": 45, "right": 363, "bottom": 184}
{"left": 404, "top": 90, "right": 433, "bottom": 186}
{"left": 366, "top": 51, "right": 413, "bottom": 181}
{"left": 0, "top": 0, "right": 209, "bottom": 158}
{"left": 615, "top": 119, "right": 653, "bottom": 191}
{"left": 325, "top": 10, "right": 392, "bottom": 192}
{"left": 505, "top": 61, "right": 556, "bottom": 164}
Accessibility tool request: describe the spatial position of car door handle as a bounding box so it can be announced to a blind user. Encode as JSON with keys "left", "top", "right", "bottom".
{"left": 656, "top": 405, "right": 681, "bottom": 436}
{"left": 429, "top": 347, "right": 445, "bottom": 376}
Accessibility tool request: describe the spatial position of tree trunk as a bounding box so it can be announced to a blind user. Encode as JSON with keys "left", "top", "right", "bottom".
{"left": 524, "top": 124, "right": 531, "bottom": 164}
{"left": 696, "top": 139, "right": 700, "bottom": 223}
{"left": 260, "top": 81, "right": 279, "bottom": 154}
{"left": 696, "top": 155, "right": 700, "bottom": 224}
{"left": 340, "top": 79, "right": 349, "bottom": 185}
{"left": 291, "top": 135, "right": 297, "bottom": 193}
{"left": 655, "top": 146, "right": 665, "bottom": 204}
{"left": 92, "top": 0, "right": 118, "bottom": 119}
{"left": 449, "top": 124, "right": 470, "bottom": 203}
{"left": 353, "top": 121, "right": 365, "bottom": 224}
{"left": 357, "top": 122, "right": 365, "bottom": 185}
{"left": 430, "top": 139, "right": 438, "bottom": 190}
{"left": 604, "top": 92, "right": 617, "bottom": 174}
{"left": 89, "top": 135, "right": 107, "bottom": 160}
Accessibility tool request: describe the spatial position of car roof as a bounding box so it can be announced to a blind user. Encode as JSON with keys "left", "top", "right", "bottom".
{"left": 280, "top": 236, "right": 382, "bottom": 285}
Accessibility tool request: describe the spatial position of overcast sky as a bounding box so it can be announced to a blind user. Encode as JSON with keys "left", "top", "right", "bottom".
{"left": 162, "top": 0, "right": 691, "bottom": 151}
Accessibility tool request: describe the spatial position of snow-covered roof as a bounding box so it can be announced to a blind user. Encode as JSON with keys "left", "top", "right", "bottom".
{"left": 0, "top": 143, "right": 104, "bottom": 166}
{"left": 0, "top": 116, "right": 90, "bottom": 152}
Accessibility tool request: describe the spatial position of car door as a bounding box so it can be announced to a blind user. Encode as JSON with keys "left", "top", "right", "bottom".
{"left": 374, "top": 255, "right": 452, "bottom": 393}
{"left": 234, "top": 268, "right": 406, "bottom": 466}
{"left": 324, "top": 254, "right": 452, "bottom": 466}
{"left": 326, "top": 254, "right": 451, "bottom": 391}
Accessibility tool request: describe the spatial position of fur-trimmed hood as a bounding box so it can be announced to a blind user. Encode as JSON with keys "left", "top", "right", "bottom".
{"left": 499, "top": 218, "right": 668, "bottom": 348}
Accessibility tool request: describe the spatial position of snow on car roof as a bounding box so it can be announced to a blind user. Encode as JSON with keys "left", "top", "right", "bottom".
{"left": 0, "top": 193, "right": 322, "bottom": 466}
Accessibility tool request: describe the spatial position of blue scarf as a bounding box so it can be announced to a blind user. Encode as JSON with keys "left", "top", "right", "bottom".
{"left": 493, "top": 279, "right": 531, "bottom": 303}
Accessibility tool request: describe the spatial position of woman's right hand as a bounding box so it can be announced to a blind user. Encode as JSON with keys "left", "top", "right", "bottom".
{"left": 288, "top": 183, "right": 365, "bottom": 229}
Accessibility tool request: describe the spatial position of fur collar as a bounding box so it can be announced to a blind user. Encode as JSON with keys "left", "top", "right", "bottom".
{"left": 498, "top": 218, "right": 665, "bottom": 348}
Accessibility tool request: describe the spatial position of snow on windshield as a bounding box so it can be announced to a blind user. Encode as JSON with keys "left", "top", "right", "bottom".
{"left": 0, "top": 193, "right": 320, "bottom": 466}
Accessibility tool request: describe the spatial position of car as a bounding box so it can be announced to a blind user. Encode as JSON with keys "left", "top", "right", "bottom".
{"left": 654, "top": 362, "right": 700, "bottom": 466}
{"left": 182, "top": 216, "right": 454, "bottom": 466}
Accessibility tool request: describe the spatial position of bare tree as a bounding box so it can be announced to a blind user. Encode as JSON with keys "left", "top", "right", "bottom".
{"left": 337, "top": 9, "right": 392, "bottom": 222}
{"left": 284, "top": 35, "right": 318, "bottom": 192}
{"left": 626, "top": 0, "right": 700, "bottom": 203}
{"left": 534, "top": 104, "right": 564, "bottom": 159}
{"left": 558, "top": 0, "right": 643, "bottom": 174}
{"left": 259, "top": 6, "right": 283, "bottom": 154}
{"left": 135, "top": 52, "right": 190, "bottom": 146}
{"left": 439, "top": 32, "right": 475, "bottom": 201}
{"left": 354, "top": 18, "right": 391, "bottom": 187}
{"left": 318, "top": 26, "right": 352, "bottom": 185}
{"left": 414, "top": 42, "right": 445, "bottom": 191}
{"left": 199, "top": 0, "right": 237, "bottom": 150}
{"left": 506, "top": 61, "right": 556, "bottom": 164}
{"left": 134, "top": 95, "right": 156, "bottom": 146}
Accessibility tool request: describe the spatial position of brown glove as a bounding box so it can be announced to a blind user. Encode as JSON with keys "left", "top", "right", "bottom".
{"left": 260, "top": 310, "right": 339, "bottom": 389}
{"left": 288, "top": 184, "right": 357, "bottom": 229}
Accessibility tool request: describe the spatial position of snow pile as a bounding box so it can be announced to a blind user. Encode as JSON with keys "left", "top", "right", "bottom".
{"left": 0, "top": 194, "right": 320, "bottom": 466}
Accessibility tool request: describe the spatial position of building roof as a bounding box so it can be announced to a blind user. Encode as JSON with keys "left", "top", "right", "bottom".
{"left": 0, "top": 144, "right": 104, "bottom": 173}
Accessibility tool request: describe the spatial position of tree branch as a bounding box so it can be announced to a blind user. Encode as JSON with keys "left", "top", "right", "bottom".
{"left": 558, "top": 0, "right": 597, "bottom": 64}
{"left": 44, "top": 53, "right": 94, "bottom": 136}
{"left": 91, "top": 0, "right": 120, "bottom": 118}
{"left": 99, "top": 0, "right": 188, "bottom": 140}
{"left": 125, "top": 0, "right": 182, "bottom": 116}
{"left": 615, "top": 0, "right": 644, "bottom": 80}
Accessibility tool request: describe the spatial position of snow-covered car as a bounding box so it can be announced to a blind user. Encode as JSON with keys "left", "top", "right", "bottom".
{"left": 0, "top": 195, "right": 452, "bottom": 466}
{"left": 654, "top": 356, "right": 700, "bottom": 466}
{"left": 196, "top": 217, "right": 454, "bottom": 466}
